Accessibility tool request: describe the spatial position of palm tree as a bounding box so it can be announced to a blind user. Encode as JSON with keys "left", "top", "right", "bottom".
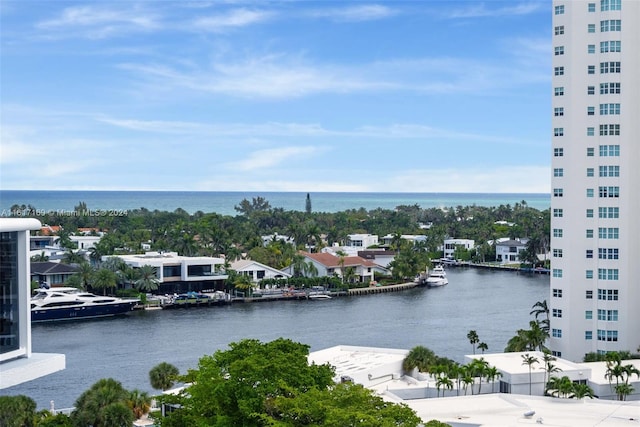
{"left": 461, "top": 366, "right": 474, "bottom": 396}
{"left": 477, "top": 342, "right": 488, "bottom": 354}
{"left": 402, "top": 346, "right": 436, "bottom": 374}
{"left": 31, "top": 251, "right": 49, "bottom": 262}
{"left": 93, "top": 268, "right": 118, "bottom": 296}
{"left": 76, "top": 262, "right": 95, "bottom": 290}
{"left": 614, "top": 383, "right": 635, "bottom": 401}
{"left": 530, "top": 300, "right": 550, "bottom": 333}
{"left": 573, "top": 383, "right": 595, "bottom": 399}
{"left": 134, "top": 265, "right": 159, "bottom": 293}
{"left": 435, "top": 374, "right": 453, "bottom": 398}
{"left": 521, "top": 353, "right": 539, "bottom": 395}
{"left": 149, "top": 362, "right": 179, "bottom": 391}
{"left": 127, "top": 389, "right": 151, "bottom": 419}
{"left": 303, "top": 261, "right": 318, "bottom": 278}
{"left": 233, "top": 273, "right": 254, "bottom": 298}
{"left": 542, "top": 352, "right": 561, "bottom": 395}
{"left": 62, "top": 250, "right": 85, "bottom": 265}
{"left": 485, "top": 366, "right": 503, "bottom": 393}
{"left": 467, "top": 330, "right": 479, "bottom": 354}
{"left": 468, "top": 358, "right": 489, "bottom": 394}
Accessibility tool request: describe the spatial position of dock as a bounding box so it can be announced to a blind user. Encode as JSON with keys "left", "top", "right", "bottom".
{"left": 348, "top": 282, "right": 418, "bottom": 295}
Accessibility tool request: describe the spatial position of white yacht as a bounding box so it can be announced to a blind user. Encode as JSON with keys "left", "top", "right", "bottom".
{"left": 425, "top": 265, "right": 448, "bottom": 287}
{"left": 31, "top": 287, "right": 139, "bottom": 322}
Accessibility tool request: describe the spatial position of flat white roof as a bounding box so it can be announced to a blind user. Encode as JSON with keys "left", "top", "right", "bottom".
{"left": 403, "top": 393, "right": 639, "bottom": 427}
{"left": 467, "top": 351, "right": 584, "bottom": 376}
{"left": 309, "top": 345, "right": 407, "bottom": 378}
{"left": 578, "top": 359, "right": 640, "bottom": 386}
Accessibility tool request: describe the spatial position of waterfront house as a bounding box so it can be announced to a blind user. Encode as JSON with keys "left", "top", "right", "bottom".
{"left": 261, "top": 233, "right": 295, "bottom": 247}
{"left": 495, "top": 239, "right": 528, "bottom": 264}
{"left": 108, "top": 251, "right": 228, "bottom": 294}
{"left": 30, "top": 262, "right": 78, "bottom": 287}
{"left": 381, "top": 234, "right": 427, "bottom": 247}
{"left": 1, "top": 218, "right": 65, "bottom": 389}
{"left": 289, "top": 251, "right": 385, "bottom": 283}
{"left": 346, "top": 234, "right": 379, "bottom": 249}
{"left": 442, "top": 238, "right": 475, "bottom": 260}
{"left": 357, "top": 250, "right": 396, "bottom": 268}
{"left": 230, "top": 259, "right": 291, "bottom": 283}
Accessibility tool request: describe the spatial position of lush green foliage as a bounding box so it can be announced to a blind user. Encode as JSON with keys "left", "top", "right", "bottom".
{"left": 159, "top": 338, "right": 421, "bottom": 426}
{"left": 0, "top": 395, "right": 37, "bottom": 427}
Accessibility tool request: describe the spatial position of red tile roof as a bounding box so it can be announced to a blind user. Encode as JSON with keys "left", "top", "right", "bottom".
{"left": 301, "top": 251, "right": 378, "bottom": 268}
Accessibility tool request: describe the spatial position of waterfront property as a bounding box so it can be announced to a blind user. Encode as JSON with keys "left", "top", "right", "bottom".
{"left": 230, "top": 259, "right": 291, "bottom": 283}
{"left": 108, "top": 251, "right": 228, "bottom": 294}
{"left": 30, "top": 261, "right": 78, "bottom": 287}
{"left": 0, "top": 218, "right": 65, "bottom": 389}
{"left": 550, "top": 0, "right": 640, "bottom": 362}
{"left": 442, "top": 238, "right": 475, "bottom": 260}
{"left": 495, "top": 239, "right": 528, "bottom": 264}
{"left": 287, "top": 251, "right": 387, "bottom": 283}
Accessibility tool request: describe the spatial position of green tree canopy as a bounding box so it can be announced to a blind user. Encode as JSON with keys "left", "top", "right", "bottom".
{"left": 149, "top": 362, "right": 180, "bottom": 391}
{"left": 71, "top": 378, "right": 133, "bottom": 427}
{"left": 159, "top": 338, "right": 420, "bottom": 427}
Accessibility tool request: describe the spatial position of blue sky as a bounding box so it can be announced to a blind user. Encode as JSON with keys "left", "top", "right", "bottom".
{"left": 1, "top": 1, "right": 552, "bottom": 193}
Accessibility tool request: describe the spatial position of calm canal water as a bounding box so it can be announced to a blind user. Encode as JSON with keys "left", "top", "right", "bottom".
{"left": 2, "top": 267, "right": 548, "bottom": 409}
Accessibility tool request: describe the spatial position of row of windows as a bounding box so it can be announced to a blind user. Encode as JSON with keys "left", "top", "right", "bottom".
{"left": 553, "top": 104, "right": 620, "bottom": 116}
{"left": 601, "top": 41, "right": 621, "bottom": 53}
{"left": 600, "top": 124, "right": 620, "bottom": 135}
{"left": 553, "top": 187, "right": 619, "bottom": 198}
{"left": 598, "top": 268, "right": 619, "bottom": 280}
{"left": 552, "top": 228, "right": 618, "bottom": 239}
{"left": 600, "top": 61, "right": 621, "bottom": 74}
{"left": 598, "top": 289, "right": 618, "bottom": 300}
{"left": 556, "top": 83, "right": 622, "bottom": 96}
{"left": 598, "top": 309, "right": 618, "bottom": 321}
{"left": 553, "top": 248, "right": 619, "bottom": 259}
{"left": 556, "top": 2, "right": 621, "bottom": 15}
{"left": 552, "top": 145, "right": 620, "bottom": 157}
{"left": 599, "top": 165, "right": 620, "bottom": 177}
{"left": 600, "top": 207, "right": 619, "bottom": 218}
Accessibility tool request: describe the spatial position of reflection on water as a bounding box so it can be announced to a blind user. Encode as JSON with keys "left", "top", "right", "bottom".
{"left": 2, "top": 267, "right": 548, "bottom": 409}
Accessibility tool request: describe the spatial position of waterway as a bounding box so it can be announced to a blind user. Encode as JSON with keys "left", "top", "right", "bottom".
{"left": 2, "top": 267, "right": 549, "bottom": 409}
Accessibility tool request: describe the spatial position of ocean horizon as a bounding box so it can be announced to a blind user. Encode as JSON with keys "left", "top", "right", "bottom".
{"left": 0, "top": 190, "right": 550, "bottom": 217}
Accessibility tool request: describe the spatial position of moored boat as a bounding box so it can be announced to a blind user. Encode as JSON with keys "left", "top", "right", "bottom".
{"left": 425, "top": 265, "right": 448, "bottom": 287}
{"left": 31, "top": 287, "right": 139, "bottom": 322}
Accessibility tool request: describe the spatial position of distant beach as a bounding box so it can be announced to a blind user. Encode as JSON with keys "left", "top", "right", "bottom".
{"left": 0, "top": 190, "right": 550, "bottom": 216}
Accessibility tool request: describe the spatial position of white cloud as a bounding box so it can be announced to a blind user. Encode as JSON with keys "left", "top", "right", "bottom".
{"left": 36, "top": 5, "right": 160, "bottom": 38}
{"left": 225, "top": 146, "right": 322, "bottom": 171}
{"left": 192, "top": 8, "right": 273, "bottom": 31}
{"left": 447, "top": 2, "right": 544, "bottom": 19}
{"left": 308, "top": 5, "right": 397, "bottom": 22}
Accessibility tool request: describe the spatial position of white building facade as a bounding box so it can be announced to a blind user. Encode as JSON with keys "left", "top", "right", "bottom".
{"left": 550, "top": 0, "right": 640, "bottom": 361}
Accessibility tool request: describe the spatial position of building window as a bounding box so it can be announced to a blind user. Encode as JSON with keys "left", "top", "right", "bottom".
{"left": 1, "top": 231, "right": 21, "bottom": 356}
{"left": 599, "top": 124, "right": 620, "bottom": 136}
{"left": 598, "top": 268, "right": 619, "bottom": 280}
{"left": 553, "top": 188, "right": 563, "bottom": 197}
{"left": 554, "top": 25, "right": 565, "bottom": 35}
{"left": 597, "top": 330, "right": 618, "bottom": 342}
{"left": 598, "top": 309, "right": 618, "bottom": 321}
{"left": 587, "top": 208, "right": 594, "bottom": 217}
{"left": 600, "top": 103, "right": 621, "bottom": 115}
{"left": 598, "top": 248, "right": 619, "bottom": 260}
{"left": 586, "top": 249, "right": 593, "bottom": 258}
{"left": 598, "top": 289, "right": 619, "bottom": 300}
{"left": 553, "top": 249, "right": 563, "bottom": 258}
{"left": 586, "top": 290, "right": 593, "bottom": 299}
{"left": 588, "top": 45, "right": 596, "bottom": 54}
{"left": 588, "top": 86, "right": 595, "bottom": 95}
{"left": 587, "top": 65, "right": 595, "bottom": 74}
{"left": 587, "top": 106, "right": 595, "bottom": 115}
{"left": 586, "top": 270, "right": 594, "bottom": 279}
{"left": 587, "top": 189, "right": 594, "bottom": 198}
{"left": 552, "top": 309, "right": 563, "bottom": 318}
{"left": 587, "top": 127, "right": 595, "bottom": 136}
{"left": 601, "top": 40, "right": 621, "bottom": 53}
{"left": 553, "top": 268, "right": 563, "bottom": 278}
{"left": 587, "top": 147, "right": 594, "bottom": 156}
{"left": 553, "top": 228, "right": 563, "bottom": 238}
{"left": 588, "top": 24, "right": 596, "bottom": 33}
{"left": 555, "top": 5, "right": 565, "bottom": 14}
{"left": 586, "top": 310, "right": 593, "bottom": 320}
{"left": 600, "top": 19, "right": 621, "bottom": 32}
{"left": 599, "top": 207, "right": 619, "bottom": 218}
{"left": 598, "top": 186, "right": 619, "bottom": 198}
{"left": 598, "top": 227, "right": 619, "bottom": 239}
{"left": 586, "top": 229, "right": 594, "bottom": 238}
{"left": 600, "top": 61, "right": 621, "bottom": 74}
{"left": 554, "top": 66, "right": 564, "bottom": 76}
{"left": 600, "top": 82, "right": 621, "bottom": 94}
{"left": 555, "top": 87, "right": 565, "bottom": 96}
{"left": 585, "top": 331, "right": 593, "bottom": 340}
{"left": 599, "top": 144, "right": 620, "bottom": 156}
{"left": 553, "top": 288, "right": 563, "bottom": 298}
{"left": 599, "top": 165, "right": 620, "bottom": 177}
{"left": 587, "top": 168, "right": 594, "bottom": 177}
{"left": 552, "top": 329, "right": 562, "bottom": 338}
{"left": 554, "top": 107, "right": 564, "bottom": 116}
{"left": 601, "top": 0, "right": 622, "bottom": 11}
{"left": 553, "top": 168, "right": 564, "bottom": 177}
{"left": 589, "top": 3, "right": 596, "bottom": 12}
{"left": 554, "top": 46, "right": 565, "bottom": 56}
{"left": 554, "top": 128, "right": 564, "bottom": 137}
{"left": 554, "top": 148, "right": 564, "bottom": 157}
{"left": 553, "top": 208, "right": 563, "bottom": 218}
